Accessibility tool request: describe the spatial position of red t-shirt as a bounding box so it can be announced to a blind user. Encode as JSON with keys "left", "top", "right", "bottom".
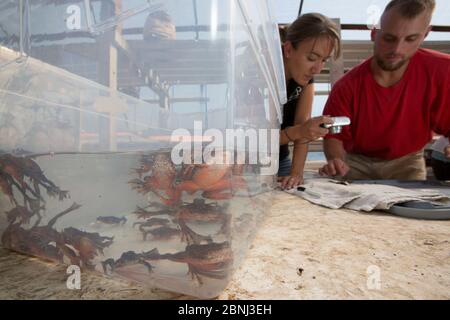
{"left": 323, "top": 48, "right": 450, "bottom": 160}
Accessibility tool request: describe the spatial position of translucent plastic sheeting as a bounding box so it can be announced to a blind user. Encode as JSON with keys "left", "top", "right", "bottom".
{"left": 0, "top": 46, "right": 170, "bottom": 153}
{"left": 0, "top": 0, "right": 286, "bottom": 153}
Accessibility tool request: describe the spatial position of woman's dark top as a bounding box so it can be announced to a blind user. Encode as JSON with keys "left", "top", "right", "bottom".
{"left": 279, "top": 78, "right": 314, "bottom": 161}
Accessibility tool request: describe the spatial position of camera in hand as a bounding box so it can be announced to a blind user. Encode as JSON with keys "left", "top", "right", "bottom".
{"left": 320, "top": 116, "right": 351, "bottom": 134}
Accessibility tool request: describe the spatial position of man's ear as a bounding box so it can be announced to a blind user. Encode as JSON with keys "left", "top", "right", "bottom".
{"left": 424, "top": 25, "right": 432, "bottom": 40}
{"left": 370, "top": 28, "right": 378, "bottom": 42}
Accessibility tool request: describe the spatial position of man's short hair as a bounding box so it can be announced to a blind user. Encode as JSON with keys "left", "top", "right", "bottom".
{"left": 384, "top": 0, "right": 436, "bottom": 18}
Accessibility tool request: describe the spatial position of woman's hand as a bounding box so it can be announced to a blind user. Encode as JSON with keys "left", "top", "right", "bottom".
{"left": 445, "top": 144, "right": 450, "bottom": 159}
{"left": 278, "top": 174, "right": 304, "bottom": 190}
{"left": 289, "top": 115, "right": 333, "bottom": 142}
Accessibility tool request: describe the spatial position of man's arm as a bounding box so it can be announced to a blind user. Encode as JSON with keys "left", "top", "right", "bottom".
{"left": 319, "top": 138, "right": 350, "bottom": 177}
{"left": 319, "top": 75, "right": 354, "bottom": 178}
{"left": 324, "top": 137, "right": 346, "bottom": 160}
{"left": 432, "top": 63, "right": 450, "bottom": 158}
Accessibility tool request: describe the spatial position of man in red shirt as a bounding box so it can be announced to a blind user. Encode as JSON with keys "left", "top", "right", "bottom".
{"left": 319, "top": 0, "right": 450, "bottom": 180}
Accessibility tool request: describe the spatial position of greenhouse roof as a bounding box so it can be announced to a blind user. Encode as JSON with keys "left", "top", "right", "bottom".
{"left": 270, "top": 0, "right": 450, "bottom": 40}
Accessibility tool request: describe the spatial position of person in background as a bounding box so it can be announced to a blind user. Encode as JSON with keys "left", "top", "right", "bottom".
{"left": 278, "top": 13, "right": 341, "bottom": 189}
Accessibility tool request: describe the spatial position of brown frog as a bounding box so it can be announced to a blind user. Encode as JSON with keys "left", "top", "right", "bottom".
{"left": 0, "top": 171, "right": 18, "bottom": 206}
{"left": 177, "top": 219, "right": 213, "bottom": 245}
{"left": 133, "top": 217, "right": 171, "bottom": 229}
{"left": 132, "top": 206, "right": 171, "bottom": 220}
{"left": 152, "top": 241, "right": 233, "bottom": 285}
{"left": 18, "top": 156, "right": 69, "bottom": 200}
{"left": 96, "top": 216, "right": 127, "bottom": 225}
{"left": 142, "top": 225, "right": 181, "bottom": 241}
{"left": 63, "top": 227, "right": 114, "bottom": 269}
{"left": 2, "top": 203, "right": 82, "bottom": 265}
{"left": 101, "top": 248, "right": 159, "bottom": 274}
{"left": 175, "top": 199, "right": 230, "bottom": 236}
{"left": 5, "top": 205, "right": 40, "bottom": 225}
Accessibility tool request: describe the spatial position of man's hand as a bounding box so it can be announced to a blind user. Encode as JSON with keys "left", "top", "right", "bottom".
{"left": 445, "top": 144, "right": 450, "bottom": 159}
{"left": 319, "top": 158, "right": 350, "bottom": 177}
{"left": 278, "top": 175, "right": 304, "bottom": 190}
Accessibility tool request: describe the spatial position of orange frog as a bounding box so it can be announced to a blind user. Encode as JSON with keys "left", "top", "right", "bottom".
{"left": 129, "top": 152, "right": 181, "bottom": 206}
{"left": 176, "top": 157, "right": 247, "bottom": 201}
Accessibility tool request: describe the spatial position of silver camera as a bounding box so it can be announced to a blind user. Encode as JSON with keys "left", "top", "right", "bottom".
{"left": 321, "top": 116, "right": 351, "bottom": 134}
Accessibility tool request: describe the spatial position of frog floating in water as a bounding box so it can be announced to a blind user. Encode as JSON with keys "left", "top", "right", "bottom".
{"left": 101, "top": 248, "right": 159, "bottom": 274}
{"left": 150, "top": 241, "right": 233, "bottom": 285}
{"left": 96, "top": 216, "right": 127, "bottom": 225}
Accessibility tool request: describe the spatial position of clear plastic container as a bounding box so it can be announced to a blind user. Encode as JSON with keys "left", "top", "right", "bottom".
{"left": 0, "top": 0, "right": 285, "bottom": 298}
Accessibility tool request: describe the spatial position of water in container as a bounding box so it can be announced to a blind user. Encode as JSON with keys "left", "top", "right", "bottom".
{"left": 0, "top": 0, "right": 286, "bottom": 298}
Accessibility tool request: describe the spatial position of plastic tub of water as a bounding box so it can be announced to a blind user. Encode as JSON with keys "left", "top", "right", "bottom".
{"left": 0, "top": 0, "right": 285, "bottom": 298}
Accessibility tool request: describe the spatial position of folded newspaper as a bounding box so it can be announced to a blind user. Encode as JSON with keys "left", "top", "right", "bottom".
{"left": 284, "top": 179, "right": 450, "bottom": 212}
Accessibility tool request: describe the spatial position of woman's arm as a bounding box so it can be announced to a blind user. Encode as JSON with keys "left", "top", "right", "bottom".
{"left": 279, "top": 126, "right": 296, "bottom": 145}
{"left": 280, "top": 86, "right": 330, "bottom": 146}
{"left": 291, "top": 84, "right": 314, "bottom": 176}
{"left": 279, "top": 84, "right": 314, "bottom": 189}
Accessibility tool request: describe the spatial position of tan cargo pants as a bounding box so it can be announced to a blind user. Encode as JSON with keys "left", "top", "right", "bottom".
{"left": 345, "top": 149, "right": 427, "bottom": 180}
